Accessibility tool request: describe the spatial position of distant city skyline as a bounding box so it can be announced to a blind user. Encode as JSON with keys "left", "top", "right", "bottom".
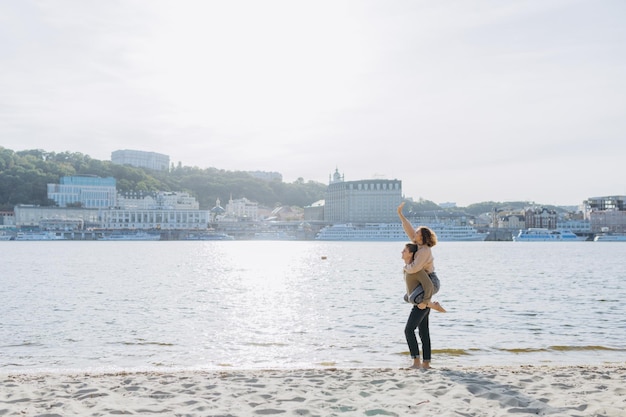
{"left": 1, "top": 1, "right": 625, "bottom": 207}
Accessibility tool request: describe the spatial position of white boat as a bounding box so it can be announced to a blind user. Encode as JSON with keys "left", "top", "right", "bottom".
{"left": 593, "top": 233, "right": 626, "bottom": 242}
{"left": 183, "top": 232, "right": 234, "bottom": 241}
{"left": 99, "top": 231, "right": 161, "bottom": 241}
{"left": 427, "top": 223, "right": 489, "bottom": 241}
{"left": 15, "top": 231, "right": 66, "bottom": 241}
{"left": 0, "top": 233, "right": 13, "bottom": 241}
{"left": 316, "top": 223, "right": 404, "bottom": 241}
{"left": 315, "top": 222, "right": 487, "bottom": 242}
{"left": 513, "top": 228, "right": 584, "bottom": 242}
{"left": 252, "top": 231, "right": 296, "bottom": 240}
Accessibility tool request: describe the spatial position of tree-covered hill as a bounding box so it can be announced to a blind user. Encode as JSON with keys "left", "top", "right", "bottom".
{"left": 0, "top": 147, "right": 327, "bottom": 211}
{"left": 0, "top": 147, "right": 574, "bottom": 216}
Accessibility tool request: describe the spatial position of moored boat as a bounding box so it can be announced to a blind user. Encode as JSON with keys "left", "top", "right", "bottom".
{"left": 316, "top": 223, "right": 403, "bottom": 241}
{"left": 513, "top": 228, "right": 585, "bottom": 242}
{"left": 593, "top": 233, "right": 626, "bottom": 242}
{"left": 99, "top": 231, "right": 161, "bottom": 241}
{"left": 182, "top": 232, "right": 234, "bottom": 241}
{"left": 15, "top": 231, "right": 67, "bottom": 241}
{"left": 315, "top": 222, "right": 487, "bottom": 242}
{"left": 253, "top": 231, "right": 297, "bottom": 240}
{"left": 427, "top": 223, "right": 489, "bottom": 241}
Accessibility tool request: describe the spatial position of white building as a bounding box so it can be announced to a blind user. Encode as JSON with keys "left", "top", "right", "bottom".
{"left": 47, "top": 176, "right": 117, "bottom": 208}
{"left": 0, "top": 211, "right": 15, "bottom": 228}
{"left": 111, "top": 149, "right": 170, "bottom": 171}
{"left": 557, "top": 219, "right": 591, "bottom": 233}
{"left": 100, "top": 191, "right": 207, "bottom": 230}
{"left": 19, "top": 190, "right": 209, "bottom": 231}
{"left": 98, "top": 208, "right": 209, "bottom": 230}
{"left": 498, "top": 214, "right": 525, "bottom": 229}
{"left": 117, "top": 192, "right": 200, "bottom": 210}
{"left": 14, "top": 205, "right": 100, "bottom": 229}
{"left": 226, "top": 196, "right": 259, "bottom": 220}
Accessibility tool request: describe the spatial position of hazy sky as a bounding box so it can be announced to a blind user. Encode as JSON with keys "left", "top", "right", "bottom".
{"left": 1, "top": 0, "right": 624, "bottom": 206}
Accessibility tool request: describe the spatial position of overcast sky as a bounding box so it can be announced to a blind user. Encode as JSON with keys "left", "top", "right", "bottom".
{"left": 1, "top": 0, "right": 624, "bottom": 207}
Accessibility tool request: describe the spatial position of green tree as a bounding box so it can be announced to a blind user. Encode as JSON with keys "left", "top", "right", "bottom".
{"left": 0, "top": 147, "right": 326, "bottom": 210}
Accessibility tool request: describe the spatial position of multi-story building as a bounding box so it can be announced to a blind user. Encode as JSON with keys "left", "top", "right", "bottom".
{"left": 323, "top": 169, "right": 402, "bottom": 223}
{"left": 20, "top": 186, "right": 209, "bottom": 231}
{"left": 225, "top": 196, "right": 259, "bottom": 221}
{"left": 0, "top": 211, "right": 15, "bottom": 228}
{"left": 558, "top": 219, "right": 591, "bottom": 234}
{"left": 524, "top": 207, "right": 557, "bottom": 229}
{"left": 14, "top": 205, "right": 100, "bottom": 229}
{"left": 100, "top": 191, "right": 208, "bottom": 230}
{"left": 111, "top": 149, "right": 170, "bottom": 171}
{"left": 117, "top": 192, "right": 199, "bottom": 210}
{"left": 47, "top": 176, "right": 117, "bottom": 208}
{"left": 589, "top": 211, "right": 626, "bottom": 233}
{"left": 584, "top": 195, "right": 626, "bottom": 212}
{"left": 98, "top": 208, "right": 209, "bottom": 230}
{"left": 584, "top": 196, "right": 626, "bottom": 233}
{"left": 498, "top": 214, "right": 525, "bottom": 230}
{"left": 304, "top": 200, "right": 325, "bottom": 221}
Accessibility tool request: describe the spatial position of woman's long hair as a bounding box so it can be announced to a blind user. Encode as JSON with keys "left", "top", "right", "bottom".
{"left": 416, "top": 226, "right": 438, "bottom": 247}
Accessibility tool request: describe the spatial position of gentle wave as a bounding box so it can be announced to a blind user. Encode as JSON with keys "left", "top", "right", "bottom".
{"left": 1, "top": 241, "right": 625, "bottom": 372}
{"left": 119, "top": 341, "right": 176, "bottom": 346}
{"left": 500, "top": 345, "right": 622, "bottom": 353}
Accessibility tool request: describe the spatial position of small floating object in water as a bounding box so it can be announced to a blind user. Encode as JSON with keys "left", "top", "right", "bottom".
{"left": 321, "top": 256, "right": 327, "bottom": 260}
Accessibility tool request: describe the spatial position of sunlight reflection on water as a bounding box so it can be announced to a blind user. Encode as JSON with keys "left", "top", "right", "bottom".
{"left": 1, "top": 240, "right": 625, "bottom": 373}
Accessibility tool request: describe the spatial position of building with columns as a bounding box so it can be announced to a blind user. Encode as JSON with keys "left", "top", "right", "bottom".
{"left": 323, "top": 168, "right": 402, "bottom": 223}
{"left": 98, "top": 208, "right": 209, "bottom": 230}
{"left": 100, "top": 191, "right": 208, "bottom": 230}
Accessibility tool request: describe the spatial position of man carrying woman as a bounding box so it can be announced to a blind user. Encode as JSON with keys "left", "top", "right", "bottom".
{"left": 398, "top": 202, "right": 445, "bottom": 369}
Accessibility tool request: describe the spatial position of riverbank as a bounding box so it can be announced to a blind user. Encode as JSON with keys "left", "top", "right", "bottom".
{"left": 2, "top": 364, "right": 624, "bottom": 416}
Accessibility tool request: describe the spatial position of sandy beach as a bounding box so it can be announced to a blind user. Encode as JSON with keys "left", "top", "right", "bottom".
{"left": 1, "top": 364, "right": 624, "bottom": 416}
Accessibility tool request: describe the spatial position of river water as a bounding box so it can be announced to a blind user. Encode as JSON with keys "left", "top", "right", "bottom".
{"left": 1, "top": 240, "right": 624, "bottom": 374}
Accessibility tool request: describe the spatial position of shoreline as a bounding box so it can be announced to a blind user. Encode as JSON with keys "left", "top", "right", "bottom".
{"left": 2, "top": 364, "right": 624, "bottom": 416}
